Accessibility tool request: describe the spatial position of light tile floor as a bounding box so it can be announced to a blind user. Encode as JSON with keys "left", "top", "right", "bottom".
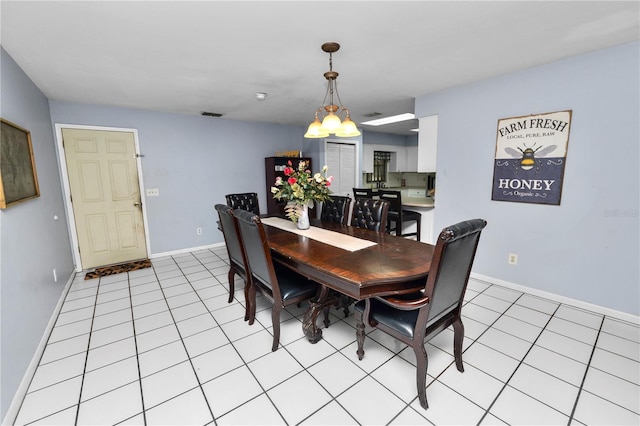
{"left": 11, "top": 248, "right": 640, "bottom": 425}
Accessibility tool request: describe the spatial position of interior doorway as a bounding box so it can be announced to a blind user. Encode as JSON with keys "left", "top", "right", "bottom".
{"left": 56, "top": 125, "right": 149, "bottom": 270}
{"left": 324, "top": 140, "right": 358, "bottom": 197}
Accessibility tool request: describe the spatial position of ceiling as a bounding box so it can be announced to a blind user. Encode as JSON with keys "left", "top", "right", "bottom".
{"left": 1, "top": 1, "right": 638, "bottom": 136}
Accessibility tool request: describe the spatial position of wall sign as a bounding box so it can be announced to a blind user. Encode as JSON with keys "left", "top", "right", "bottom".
{"left": 492, "top": 110, "right": 572, "bottom": 205}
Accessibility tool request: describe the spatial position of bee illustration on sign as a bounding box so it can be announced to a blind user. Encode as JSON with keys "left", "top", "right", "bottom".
{"left": 504, "top": 143, "right": 557, "bottom": 173}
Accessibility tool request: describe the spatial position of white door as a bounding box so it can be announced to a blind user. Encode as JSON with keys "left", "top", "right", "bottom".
{"left": 62, "top": 128, "right": 147, "bottom": 269}
{"left": 326, "top": 142, "right": 356, "bottom": 196}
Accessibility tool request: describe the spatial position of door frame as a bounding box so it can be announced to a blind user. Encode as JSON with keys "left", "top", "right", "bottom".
{"left": 54, "top": 123, "right": 151, "bottom": 272}
{"left": 323, "top": 138, "right": 361, "bottom": 195}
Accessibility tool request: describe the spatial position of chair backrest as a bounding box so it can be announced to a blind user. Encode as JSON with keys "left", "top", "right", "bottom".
{"left": 214, "top": 204, "right": 246, "bottom": 272}
{"left": 232, "top": 208, "right": 279, "bottom": 297}
{"left": 353, "top": 188, "right": 373, "bottom": 200}
{"left": 377, "top": 189, "right": 402, "bottom": 213}
{"left": 225, "top": 192, "right": 260, "bottom": 215}
{"left": 350, "top": 198, "right": 390, "bottom": 233}
{"left": 420, "top": 219, "right": 487, "bottom": 326}
{"left": 321, "top": 195, "right": 352, "bottom": 225}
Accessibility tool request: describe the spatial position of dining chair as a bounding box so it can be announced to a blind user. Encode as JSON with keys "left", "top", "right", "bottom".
{"left": 214, "top": 204, "right": 251, "bottom": 320}
{"left": 320, "top": 195, "right": 352, "bottom": 225}
{"left": 225, "top": 192, "right": 260, "bottom": 215}
{"left": 350, "top": 198, "right": 390, "bottom": 233}
{"left": 232, "top": 208, "right": 320, "bottom": 351}
{"left": 378, "top": 189, "right": 422, "bottom": 241}
{"left": 352, "top": 187, "right": 373, "bottom": 200}
{"left": 327, "top": 197, "right": 390, "bottom": 321}
{"left": 354, "top": 218, "right": 488, "bottom": 409}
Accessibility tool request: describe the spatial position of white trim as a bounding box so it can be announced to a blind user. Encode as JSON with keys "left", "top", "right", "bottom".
{"left": 150, "top": 242, "right": 225, "bottom": 259}
{"left": 2, "top": 272, "right": 76, "bottom": 426}
{"left": 471, "top": 272, "right": 640, "bottom": 325}
{"left": 54, "top": 124, "right": 151, "bottom": 272}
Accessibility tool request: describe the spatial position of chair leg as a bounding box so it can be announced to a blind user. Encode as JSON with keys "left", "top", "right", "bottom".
{"left": 355, "top": 311, "right": 366, "bottom": 360}
{"left": 415, "top": 218, "right": 421, "bottom": 242}
{"left": 247, "top": 284, "right": 257, "bottom": 325}
{"left": 227, "top": 268, "right": 236, "bottom": 304}
{"left": 414, "top": 342, "right": 429, "bottom": 409}
{"left": 243, "top": 278, "right": 251, "bottom": 322}
{"left": 271, "top": 305, "right": 282, "bottom": 352}
{"left": 453, "top": 318, "right": 465, "bottom": 372}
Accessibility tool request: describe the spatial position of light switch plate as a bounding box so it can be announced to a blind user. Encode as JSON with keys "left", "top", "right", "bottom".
{"left": 146, "top": 188, "right": 159, "bottom": 196}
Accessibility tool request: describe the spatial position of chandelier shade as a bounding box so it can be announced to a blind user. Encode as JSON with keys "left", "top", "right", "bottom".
{"left": 304, "top": 42, "right": 361, "bottom": 139}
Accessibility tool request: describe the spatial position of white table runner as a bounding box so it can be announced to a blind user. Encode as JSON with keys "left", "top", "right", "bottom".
{"left": 261, "top": 217, "right": 377, "bottom": 252}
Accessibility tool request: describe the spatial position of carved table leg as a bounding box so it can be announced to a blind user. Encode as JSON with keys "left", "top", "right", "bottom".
{"left": 302, "top": 286, "right": 330, "bottom": 343}
{"left": 302, "top": 285, "right": 342, "bottom": 343}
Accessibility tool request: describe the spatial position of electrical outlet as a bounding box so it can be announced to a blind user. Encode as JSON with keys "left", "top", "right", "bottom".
{"left": 508, "top": 253, "right": 518, "bottom": 265}
{"left": 146, "top": 188, "right": 159, "bottom": 196}
{"left": 196, "top": 227, "right": 203, "bottom": 235}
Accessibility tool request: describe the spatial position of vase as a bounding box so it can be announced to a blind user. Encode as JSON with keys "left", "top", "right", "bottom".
{"left": 297, "top": 204, "right": 310, "bottom": 230}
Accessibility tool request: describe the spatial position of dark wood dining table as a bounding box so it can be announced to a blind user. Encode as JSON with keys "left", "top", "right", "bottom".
{"left": 263, "top": 218, "right": 435, "bottom": 343}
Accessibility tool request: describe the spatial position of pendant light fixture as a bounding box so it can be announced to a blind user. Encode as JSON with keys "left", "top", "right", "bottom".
{"left": 304, "top": 42, "right": 361, "bottom": 139}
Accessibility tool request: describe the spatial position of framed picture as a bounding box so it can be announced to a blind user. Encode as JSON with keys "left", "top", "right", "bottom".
{"left": 1, "top": 118, "right": 40, "bottom": 209}
{"left": 491, "top": 110, "right": 572, "bottom": 205}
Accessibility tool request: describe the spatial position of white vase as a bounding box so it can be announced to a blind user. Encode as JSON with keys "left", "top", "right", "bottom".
{"left": 297, "top": 203, "right": 310, "bottom": 230}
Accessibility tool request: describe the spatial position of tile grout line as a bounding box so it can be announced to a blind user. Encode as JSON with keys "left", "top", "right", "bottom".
{"left": 474, "top": 292, "right": 561, "bottom": 425}
{"left": 138, "top": 254, "right": 215, "bottom": 419}
{"left": 127, "top": 269, "right": 148, "bottom": 425}
{"left": 73, "top": 276, "right": 103, "bottom": 426}
{"left": 160, "top": 251, "right": 227, "bottom": 423}
{"left": 567, "top": 315, "right": 605, "bottom": 424}
{"left": 198, "top": 248, "right": 291, "bottom": 424}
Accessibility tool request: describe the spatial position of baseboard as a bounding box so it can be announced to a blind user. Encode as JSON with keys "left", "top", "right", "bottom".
{"left": 2, "top": 271, "right": 76, "bottom": 426}
{"left": 150, "top": 242, "right": 225, "bottom": 259}
{"left": 471, "top": 272, "right": 640, "bottom": 325}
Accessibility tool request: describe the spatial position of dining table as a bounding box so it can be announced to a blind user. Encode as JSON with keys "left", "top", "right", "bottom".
{"left": 261, "top": 216, "right": 436, "bottom": 343}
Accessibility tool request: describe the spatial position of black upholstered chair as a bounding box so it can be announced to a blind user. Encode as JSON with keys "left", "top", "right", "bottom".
{"left": 378, "top": 189, "right": 422, "bottom": 241}
{"left": 350, "top": 198, "right": 390, "bottom": 233}
{"left": 354, "top": 219, "right": 487, "bottom": 409}
{"left": 352, "top": 187, "right": 374, "bottom": 200}
{"left": 225, "top": 192, "right": 260, "bottom": 215}
{"left": 232, "top": 209, "right": 319, "bottom": 351}
{"left": 320, "top": 195, "right": 352, "bottom": 225}
{"left": 214, "top": 204, "right": 251, "bottom": 320}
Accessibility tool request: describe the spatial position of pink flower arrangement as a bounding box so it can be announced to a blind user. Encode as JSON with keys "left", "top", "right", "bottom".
{"left": 271, "top": 160, "right": 333, "bottom": 221}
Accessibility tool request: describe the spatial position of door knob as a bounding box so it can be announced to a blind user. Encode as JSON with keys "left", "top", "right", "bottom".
{"left": 134, "top": 202, "right": 141, "bottom": 208}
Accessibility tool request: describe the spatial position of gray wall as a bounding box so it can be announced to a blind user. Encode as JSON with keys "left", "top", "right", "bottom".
{"left": 48, "top": 102, "right": 311, "bottom": 254}
{"left": 0, "top": 48, "right": 75, "bottom": 418}
{"left": 415, "top": 41, "right": 639, "bottom": 316}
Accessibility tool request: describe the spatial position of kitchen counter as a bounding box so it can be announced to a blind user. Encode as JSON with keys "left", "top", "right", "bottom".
{"left": 369, "top": 187, "right": 435, "bottom": 208}
{"left": 367, "top": 187, "right": 435, "bottom": 242}
{"left": 402, "top": 196, "right": 435, "bottom": 208}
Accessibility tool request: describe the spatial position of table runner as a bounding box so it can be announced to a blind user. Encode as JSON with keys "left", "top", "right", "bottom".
{"left": 261, "top": 217, "right": 377, "bottom": 252}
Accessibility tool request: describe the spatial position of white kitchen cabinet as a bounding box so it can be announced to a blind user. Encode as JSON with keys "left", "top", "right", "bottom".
{"left": 418, "top": 115, "right": 438, "bottom": 172}
{"left": 363, "top": 144, "right": 415, "bottom": 172}
{"left": 406, "top": 145, "right": 418, "bottom": 172}
{"left": 363, "top": 144, "right": 374, "bottom": 173}
{"left": 391, "top": 146, "right": 407, "bottom": 172}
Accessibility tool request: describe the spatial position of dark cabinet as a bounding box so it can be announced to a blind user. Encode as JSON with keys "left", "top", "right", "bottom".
{"left": 265, "top": 156, "right": 312, "bottom": 216}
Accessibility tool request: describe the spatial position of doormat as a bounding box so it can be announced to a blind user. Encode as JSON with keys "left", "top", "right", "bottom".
{"left": 85, "top": 259, "right": 152, "bottom": 280}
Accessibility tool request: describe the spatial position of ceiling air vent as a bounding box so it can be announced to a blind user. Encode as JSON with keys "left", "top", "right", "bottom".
{"left": 201, "top": 111, "right": 223, "bottom": 117}
{"left": 363, "top": 112, "right": 383, "bottom": 118}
